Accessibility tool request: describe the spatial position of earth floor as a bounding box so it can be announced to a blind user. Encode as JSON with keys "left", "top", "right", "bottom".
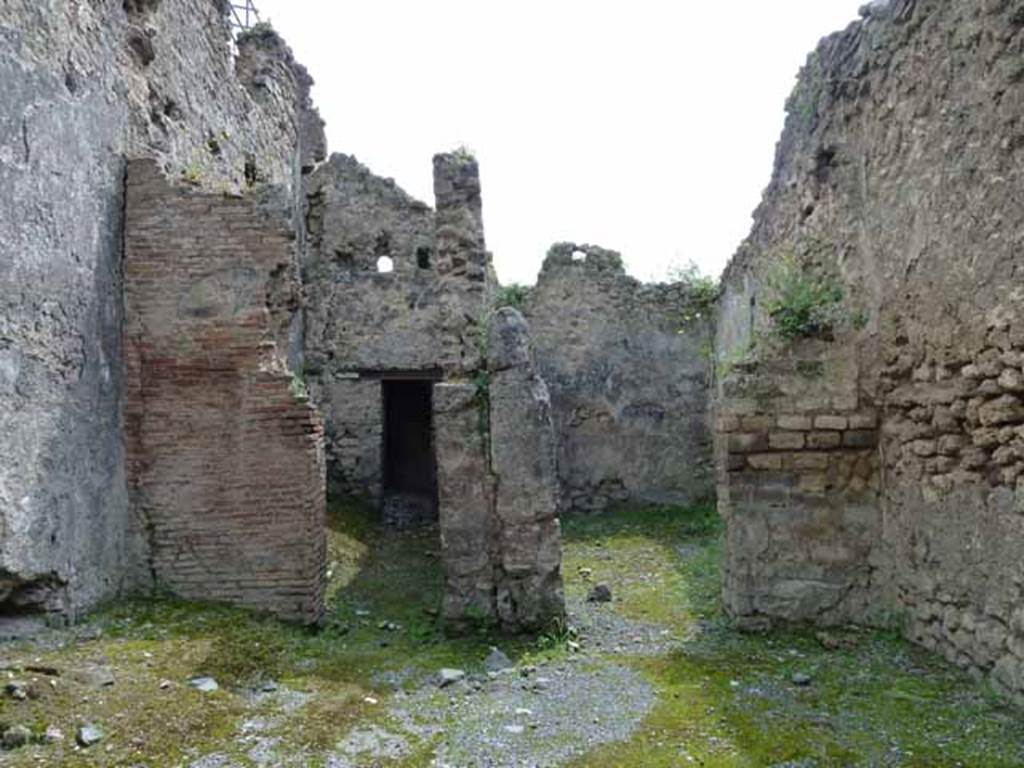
{"left": 0, "top": 500, "right": 1022, "bottom": 767}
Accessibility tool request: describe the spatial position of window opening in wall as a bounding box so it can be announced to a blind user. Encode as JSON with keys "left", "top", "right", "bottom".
{"left": 416, "top": 246, "right": 432, "bottom": 270}
{"left": 376, "top": 256, "right": 394, "bottom": 273}
{"left": 381, "top": 380, "right": 438, "bottom": 528}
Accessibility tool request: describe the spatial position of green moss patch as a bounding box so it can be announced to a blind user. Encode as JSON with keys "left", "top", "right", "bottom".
{"left": 0, "top": 500, "right": 1021, "bottom": 766}
{"left": 563, "top": 504, "right": 1024, "bottom": 767}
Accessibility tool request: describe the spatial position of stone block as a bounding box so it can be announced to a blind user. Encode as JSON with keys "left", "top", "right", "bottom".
{"left": 814, "top": 414, "right": 849, "bottom": 431}
{"left": 798, "top": 473, "right": 827, "bottom": 494}
{"left": 716, "top": 413, "right": 741, "bottom": 433}
{"left": 848, "top": 411, "right": 879, "bottom": 429}
{"left": 729, "top": 432, "right": 769, "bottom": 453}
{"left": 791, "top": 452, "right": 829, "bottom": 471}
{"left": 747, "top": 453, "right": 784, "bottom": 471}
{"left": 769, "top": 431, "right": 805, "bottom": 450}
{"left": 807, "top": 431, "right": 841, "bottom": 449}
{"left": 979, "top": 395, "right": 1024, "bottom": 426}
{"left": 998, "top": 368, "right": 1024, "bottom": 393}
{"left": 937, "top": 434, "right": 966, "bottom": 455}
{"left": 778, "top": 414, "right": 813, "bottom": 431}
{"left": 741, "top": 415, "right": 774, "bottom": 432}
{"left": 843, "top": 430, "right": 879, "bottom": 448}
{"left": 910, "top": 439, "right": 938, "bottom": 457}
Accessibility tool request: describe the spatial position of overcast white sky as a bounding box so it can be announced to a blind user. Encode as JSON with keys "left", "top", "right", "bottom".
{"left": 257, "top": 1, "right": 864, "bottom": 285}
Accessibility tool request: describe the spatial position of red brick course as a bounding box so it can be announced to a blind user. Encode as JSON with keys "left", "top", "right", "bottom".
{"left": 124, "top": 160, "right": 325, "bottom": 624}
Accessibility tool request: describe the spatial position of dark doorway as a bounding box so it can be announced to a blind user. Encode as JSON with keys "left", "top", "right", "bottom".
{"left": 382, "top": 380, "right": 438, "bottom": 527}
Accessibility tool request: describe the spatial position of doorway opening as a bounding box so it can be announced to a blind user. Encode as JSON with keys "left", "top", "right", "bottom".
{"left": 381, "top": 379, "right": 438, "bottom": 528}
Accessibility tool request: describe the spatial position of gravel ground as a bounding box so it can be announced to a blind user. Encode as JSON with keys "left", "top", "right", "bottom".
{"left": 184, "top": 599, "right": 667, "bottom": 768}
{"left": 344, "top": 598, "right": 667, "bottom": 767}
{"left": 568, "top": 597, "right": 680, "bottom": 657}
{"left": 391, "top": 659, "right": 654, "bottom": 768}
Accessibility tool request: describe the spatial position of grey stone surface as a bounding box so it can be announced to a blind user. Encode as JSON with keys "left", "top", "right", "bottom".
{"left": 189, "top": 676, "right": 220, "bottom": 693}
{"left": 301, "top": 152, "right": 495, "bottom": 502}
{"left": 436, "top": 668, "right": 466, "bottom": 688}
{"left": 715, "top": 0, "right": 1024, "bottom": 703}
{"left": 487, "top": 308, "right": 565, "bottom": 632}
{"left": 302, "top": 154, "right": 439, "bottom": 374}
{"left": 0, "top": 0, "right": 316, "bottom": 619}
{"left": 75, "top": 724, "right": 103, "bottom": 748}
{"left": 433, "top": 382, "right": 497, "bottom": 628}
{"left": 526, "top": 243, "right": 715, "bottom": 514}
{"left": 484, "top": 647, "right": 513, "bottom": 673}
{"left": 394, "top": 659, "right": 655, "bottom": 768}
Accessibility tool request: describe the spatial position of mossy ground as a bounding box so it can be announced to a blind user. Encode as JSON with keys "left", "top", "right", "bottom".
{"left": 0, "top": 500, "right": 1021, "bottom": 766}
{"left": 561, "top": 505, "right": 1024, "bottom": 767}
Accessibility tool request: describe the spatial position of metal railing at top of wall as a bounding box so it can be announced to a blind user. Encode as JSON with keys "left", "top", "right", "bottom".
{"left": 229, "top": 0, "right": 262, "bottom": 31}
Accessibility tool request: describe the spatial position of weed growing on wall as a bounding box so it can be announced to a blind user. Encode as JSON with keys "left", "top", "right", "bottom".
{"left": 495, "top": 283, "right": 529, "bottom": 311}
{"left": 181, "top": 159, "right": 204, "bottom": 185}
{"left": 288, "top": 372, "right": 308, "bottom": 400}
{"left": 472, "top": 324, "right": 492, "bottom": 442}
{"left": 715, "top": 339, "right": 758, "bottom": 380}
{"left": 669, "top": 260, "right": 719, "bottom": 329}
{"left": 472, "top": 363, "right": 492, "bottom": 451}
{"left": 764, "top": 255, "right": 845, "bottom": 341}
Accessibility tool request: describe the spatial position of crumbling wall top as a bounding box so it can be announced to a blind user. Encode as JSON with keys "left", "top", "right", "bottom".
{"left": 539, "top": 242, "right": 627, "bottom": 279}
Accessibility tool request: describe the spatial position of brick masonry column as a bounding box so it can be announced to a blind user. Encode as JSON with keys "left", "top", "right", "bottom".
{"left": 124, "top": 159, "right": 326, "bottom": 624}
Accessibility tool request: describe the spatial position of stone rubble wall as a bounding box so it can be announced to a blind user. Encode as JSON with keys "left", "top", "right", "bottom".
{"left": 302, "top": 154, "right": 439, "bottom": 498}
{"left": 716, "top": 0, "right": 1024, "bottom": 702}
{"left": 431, "top": 157, "right": 565, "bottom": 633}
{"left": 431, "top": 154, "right": 505, "bottom": 628}
{"left": 124, "top": 160, "right": 326, "bottom": 624}
{"left": 488, "top": 309, "right": 565, "bottom": 632}
{"left": 319, "top": 377, "right": 385, "bottom": 500}
{"left": 715, "top": 345, "right": 882, "bottom": 628}
{"left": 526, "top": 244, "right": 715, "bottom": 514}
{"left": 433, "top": 382, "right": 498, "bottom": 627}
{"left": 432, "top": 152, "right": 493, "bottom": 377}
{"left": 0, "top": 0, "right": 320, "bottom": 618}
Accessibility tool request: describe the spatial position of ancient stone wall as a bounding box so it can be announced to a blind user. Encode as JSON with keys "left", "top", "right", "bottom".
{"left": 526, "top": 244, "right": 714, "bottom": 513}
{"left": 715, "top": 344, "right": 882, "bottom": 628}
{"left": 302, "top": 152, "right": 495, "bottom": 502}
{"left": 0, "top": 0, "right": 320, "bottom": 618}
{"left": 716, "top": 0, "right": 1024, "bottom": 701}
{"left": 124, "top": 160, "right": 326, "bottom": 624}
{"left": 488, "top": 309, "right": 565, "bottom": 631}
{"left": 430, "top": 157, "right": 564, "bottom": 633}
{"left": 433, "top": 382, "right": 497, "bottom": 626}
{"left": 302, "top": 155, "right": 439, "bottom": 498}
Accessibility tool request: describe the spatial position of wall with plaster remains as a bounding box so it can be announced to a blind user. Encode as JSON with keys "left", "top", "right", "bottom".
{"left": 124, "top": 160, "right": 326, "bottom": 624}
{"left": 303, "top": 151, "right": 565, "bottom": 631}
{"left": 527, "top": 244, "right": 715, "bottom": 513}
{"left": 0, "top": 0, "right": 322, "bottom": 618}
{"left": 716, "top": 0, "right": 1024, "bottom": 702}
{"left": 302, "top": 154, "right": 439, "bottom": 499}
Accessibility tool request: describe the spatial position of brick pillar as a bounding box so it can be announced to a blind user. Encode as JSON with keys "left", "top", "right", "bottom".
{"left": 124, "top": 159, "right": 326, "bottom": 624}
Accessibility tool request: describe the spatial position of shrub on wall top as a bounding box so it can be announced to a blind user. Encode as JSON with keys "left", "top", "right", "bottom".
{"left": 764, "top": 255, "right": 844, "bottom": 341}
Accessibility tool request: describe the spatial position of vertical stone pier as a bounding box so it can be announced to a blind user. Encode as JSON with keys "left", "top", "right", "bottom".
{"left": 488, "top": 308, "right": 565, "bottom": 631}
{"left": 431, "top": 152, "right": 565, "bottom": 633}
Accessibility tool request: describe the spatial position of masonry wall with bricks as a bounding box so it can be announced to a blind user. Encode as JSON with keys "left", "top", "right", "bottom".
{"left": 715, "top": 343, "right": 882, "bottom": 630}
{"left": 715, "top": 0, "right": 1024, "bottom": 702}
{"left": 124, "top": 159, "right": 326, "bottom": 625}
